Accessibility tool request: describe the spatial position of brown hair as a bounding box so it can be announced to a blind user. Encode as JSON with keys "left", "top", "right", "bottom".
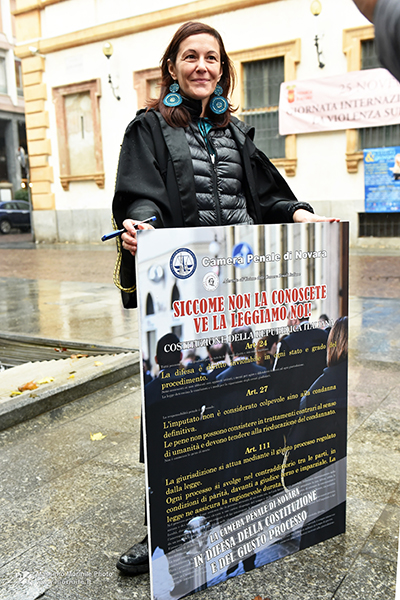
{"left": 327, "top": 317, "right": 348, "bottom": 367}
{"left": 147, "top": 21, "right": 236, "bottom": 127}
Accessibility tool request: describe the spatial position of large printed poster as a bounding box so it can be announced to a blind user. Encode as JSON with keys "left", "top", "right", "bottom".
{"left": 137, "top": 222, "right": 348, "bottom": 599}
{"left": 364, "top": 146, "right": 400, "bottom": 212}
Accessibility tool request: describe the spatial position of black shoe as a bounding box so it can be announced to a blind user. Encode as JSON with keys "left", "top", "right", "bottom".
{"left": 116, "top": 535, "right": 149, "bottom": 576}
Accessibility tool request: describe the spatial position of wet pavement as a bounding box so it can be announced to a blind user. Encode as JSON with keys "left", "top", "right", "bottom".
{"left": 0, "top": 240, "right": 399, "bottom": 600}
{"left": 0, "top": 242, "right": 138, "bottom": 347}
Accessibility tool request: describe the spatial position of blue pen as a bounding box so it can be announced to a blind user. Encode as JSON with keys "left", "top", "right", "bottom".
{"left": 101, "top": 216, "right": 156, "bottom": 242}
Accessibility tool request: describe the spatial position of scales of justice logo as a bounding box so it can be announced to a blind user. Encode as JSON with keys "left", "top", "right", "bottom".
{"left": 170, "top": 248, "right": 197, "bottom": 279}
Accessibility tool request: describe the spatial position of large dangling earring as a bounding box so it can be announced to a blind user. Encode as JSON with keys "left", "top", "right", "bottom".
{"left": 210, "top": 84, "right": 228, "bottom": 114}
{"left": 163, "top": 82, "right": 182, "bottom": 107}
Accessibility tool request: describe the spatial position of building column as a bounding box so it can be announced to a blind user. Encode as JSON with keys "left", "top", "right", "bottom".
{"left": 21, "top": 54, "right": 54, "bottom": 210}
{"left": 6, "top": 117, "right": 22, "bottom": 192}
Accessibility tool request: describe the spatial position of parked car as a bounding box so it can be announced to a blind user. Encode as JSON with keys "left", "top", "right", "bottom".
{"left": 0, "top": 200, "right": 31, "bottom": 234}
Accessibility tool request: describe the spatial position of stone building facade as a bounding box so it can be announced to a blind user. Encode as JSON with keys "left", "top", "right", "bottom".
{"left": 12, "top": 0, "right": 400, "bottom": 248}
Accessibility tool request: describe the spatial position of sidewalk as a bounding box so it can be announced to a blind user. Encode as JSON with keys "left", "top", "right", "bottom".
{"left": 0, "top": 243, "right": 399, "bottom": 600}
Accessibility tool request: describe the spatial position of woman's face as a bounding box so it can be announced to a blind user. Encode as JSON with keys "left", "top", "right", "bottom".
{"left": 168, "top": 33, "right": 223, "bottom": 112}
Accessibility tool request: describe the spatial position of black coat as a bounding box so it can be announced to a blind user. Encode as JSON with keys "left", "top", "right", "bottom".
{"left": 274, "top": 324, "right": 329, "bottom": 402}
{"left": 112, "top": 109, "right": 313, "bottom": 308}
{"left": 288, "top": 358, "right": 348, "bottom": 465}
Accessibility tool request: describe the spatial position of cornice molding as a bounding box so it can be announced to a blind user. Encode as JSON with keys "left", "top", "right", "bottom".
{"left": 14, "top": 0, "right": 280, "bottom": 57}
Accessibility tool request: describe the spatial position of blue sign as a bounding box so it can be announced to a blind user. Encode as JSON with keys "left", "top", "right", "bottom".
{"left": 364, "top": 147, "right": 400, "bottom": 212}
{"left": 232, "top": 241, "right": 253, "bottom": 269}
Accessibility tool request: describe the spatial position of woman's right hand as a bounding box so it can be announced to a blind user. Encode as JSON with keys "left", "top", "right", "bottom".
{"left": 121, "top": 219, "right": 155, "bottom": 257}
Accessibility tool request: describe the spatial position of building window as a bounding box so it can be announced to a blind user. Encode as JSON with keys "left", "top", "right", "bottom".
{"left": 0, "top": 57, "right": 7, "bottom": 95}
{"left": 52, "top": 79, "right": 104, "bottom": 191}
{"left": 230, "top": 40, "right": 300, "bottom": 177}
{"left": 15, "top": 60, "right": 23, "bottom": 97}
{"left": 146, "top": 293, "right": 155, "bottom": 315}
{"left": 171, "top": 283, "right": 180, "bottom": 308}
{"left": 359, "top": 213, "right": 400, "bottom": 237}
{"left": 358, "top": 39, "right": 400, "bottom": 150}
{"left": 172, "top": 325, "right": 182, "bottom": 341}
{"left": 361, "top": 38, "right": 379, "bottom": 69}
{"left": 65, "top": 91, "right": 96, "bottom": 176}
{"left": 146, "top": 330, "right": 156, "bottom": 369}
{"left": 134, "top": 67, "right": 161, "bottom": 109}
{"left": 240, "top": 57, "right": 285, "bottom": 159}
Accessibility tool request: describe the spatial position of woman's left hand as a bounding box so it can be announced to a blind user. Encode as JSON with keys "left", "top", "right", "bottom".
{"left": 293, "top": 209, "right": 340, "bottom": 223}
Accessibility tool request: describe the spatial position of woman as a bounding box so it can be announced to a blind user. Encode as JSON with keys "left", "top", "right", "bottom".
{"left": 112, "top": 21, "right": 338, "bottom": 308}
{"left": 114, "top": 20, "right": 339, "bottom": 576}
